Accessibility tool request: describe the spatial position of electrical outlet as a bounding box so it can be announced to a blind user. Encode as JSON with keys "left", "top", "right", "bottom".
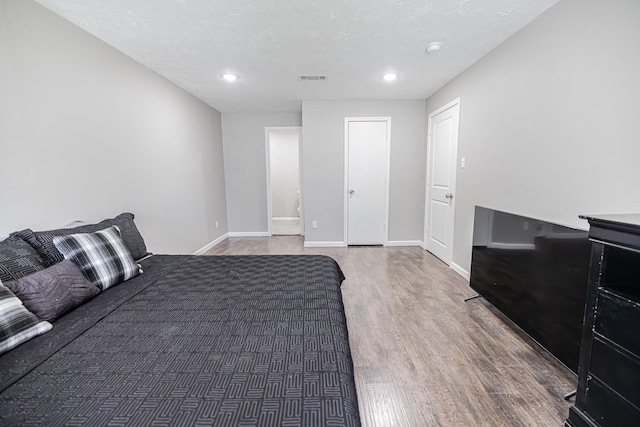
{"left": 215, "top": 221, "right": 219, "bottom": 229}
{"left": 460, "top": 157, "right": 466, "bottom": 168}
{"left": 523, "top": 221, "right": 529, "bottom": 231}
{"left": 312, "top": 221, "right": 318, "bottom": 229}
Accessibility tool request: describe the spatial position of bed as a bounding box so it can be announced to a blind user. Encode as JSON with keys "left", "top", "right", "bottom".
{"left": 0, "top": 217, "right": 360, "bottom": 426}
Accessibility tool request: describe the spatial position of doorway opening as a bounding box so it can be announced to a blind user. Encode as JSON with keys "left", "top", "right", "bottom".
{"left": 266, "top": 127, "right": 303, "bottom": 236}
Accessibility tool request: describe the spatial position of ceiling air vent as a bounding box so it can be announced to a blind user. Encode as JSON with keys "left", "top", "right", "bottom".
{"left": 299, "top": 75, "right": 327, "bottom": 81}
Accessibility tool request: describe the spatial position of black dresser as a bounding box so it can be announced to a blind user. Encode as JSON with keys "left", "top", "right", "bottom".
{"left": 566, "top": 214, "right": 640, "bottom": 427}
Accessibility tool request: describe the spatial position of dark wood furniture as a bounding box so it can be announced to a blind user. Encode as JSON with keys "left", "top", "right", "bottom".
{"left": 566, "top": 214, "right": 640, "bottom": 427}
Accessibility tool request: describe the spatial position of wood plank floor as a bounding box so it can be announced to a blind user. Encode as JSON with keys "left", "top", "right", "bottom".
{"left": 206, "top": 236, "right": 576, "bottom": 426}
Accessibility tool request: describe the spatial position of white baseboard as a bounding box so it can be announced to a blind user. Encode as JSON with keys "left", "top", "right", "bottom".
{"left": 193, "top": 233, "right": 229, "bottom": 255}
{"left": 272, "top": 216, "right": 300, "bottom": 222}
{"left": 415, "top": 242, "right": 470, "bottom": 281}
{"left": 304, "top": 241, "right": 347, "bottom": 248}
{"left": 384, "top": 240, "right": 423, "bottom": 247}
{"left": 303, "top": 240, "right": 422, "bottom": 248}
{"left": 272, "top": 217, "right": 301, "bottom": 235}
{"left": 451, "top": 262, "right": 470, "bottom": 281}
{"left": 228, "top": 231, "right": 271, "bottom": 237}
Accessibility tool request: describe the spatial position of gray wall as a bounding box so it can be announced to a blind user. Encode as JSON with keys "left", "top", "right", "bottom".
{"left": 222, "top": 113, "right": 302, "bottom": 233}
{"left": 302, "top": 100, "right": 426, "bottom": 244}
{"left": 425, "top": 0, "right": 640, "bottom": 274}
{"left": 0, "top": 0, "right": 228, "bottom": 254}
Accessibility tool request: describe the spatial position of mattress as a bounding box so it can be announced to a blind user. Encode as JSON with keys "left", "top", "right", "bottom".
{"left": 0, "top": 254, "right": 360, "bottom": 426}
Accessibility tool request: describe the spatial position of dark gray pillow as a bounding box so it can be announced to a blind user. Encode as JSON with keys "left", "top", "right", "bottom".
{"left": 4, "top": 260, "right": 100, "bottom": 322}
{"left": 12, "top": 212, "right": 148, "bottom": 266}
{"left": 0, "top": 237, "right": 46, "bottom": 282}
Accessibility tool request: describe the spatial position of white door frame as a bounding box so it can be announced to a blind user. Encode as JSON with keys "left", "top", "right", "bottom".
{"left": 424, "top": 98, "right": 460, "bottom": 264}
{"left": 265, "top": 126, "right": 304, "bottom": 236}
{"left": 343, "top": 117, "right": 391, "bottom": 245}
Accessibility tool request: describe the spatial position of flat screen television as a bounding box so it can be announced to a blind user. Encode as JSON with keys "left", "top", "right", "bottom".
{"left": 470, "top": 206, "right": 591, "bottom": 373}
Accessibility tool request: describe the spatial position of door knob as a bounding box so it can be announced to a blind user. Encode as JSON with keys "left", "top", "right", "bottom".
{"left": 445, "top": 193, "right": 453, "bottom": 199}
{"left": 349, "top": 189, "right": 355, "bottom": 195}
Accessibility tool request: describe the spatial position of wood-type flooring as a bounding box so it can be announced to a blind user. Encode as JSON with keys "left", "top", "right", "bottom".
{"left": 206, "top": 236, "right": 576, "bottom": 426}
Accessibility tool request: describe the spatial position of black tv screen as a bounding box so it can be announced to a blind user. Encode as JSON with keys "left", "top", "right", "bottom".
{"left": 470, "top": 206, "right": 590, "bottom": 373}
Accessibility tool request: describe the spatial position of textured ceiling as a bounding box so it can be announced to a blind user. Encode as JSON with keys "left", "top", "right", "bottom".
{"left": 34, "top": 0, "right": 559, "bottom": 112}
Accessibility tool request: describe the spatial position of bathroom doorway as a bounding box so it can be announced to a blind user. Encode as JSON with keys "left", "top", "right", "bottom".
{"left": 265, "top": 127, "right": 303, "bottom": 235}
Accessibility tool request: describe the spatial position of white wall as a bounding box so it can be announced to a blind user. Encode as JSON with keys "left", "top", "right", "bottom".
{"left": 425, "top": 0, "right": 640, "bottom": 274}
{"left": 222, "top": 113, "right": 302, "bottom": 233}
{"left": 269, "top": 130, "right": 300, "bottom": 218}
{"left": 0, "top": 0, "right": 228, "bottom": 254}
{"left": 302, "top": 100, "right": 426, "bottom": 245}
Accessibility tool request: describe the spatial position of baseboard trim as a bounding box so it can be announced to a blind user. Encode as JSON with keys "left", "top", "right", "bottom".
{"left": 193, "top": 233, "right": 229, "bottom": 255}
{"left": 272, "top": 217, "right": 300, "bottom": 222}
{"left": 451, "top": 262, "right": 470, "bottom": 281}
{"left": 228, "top": 231, "right": 271, "bottom": 237}
{"left": 304, "top": 241, "right": 347, "bottom": 248}
{"left": 384, "top": 240, "right": 423, "bottom": 247}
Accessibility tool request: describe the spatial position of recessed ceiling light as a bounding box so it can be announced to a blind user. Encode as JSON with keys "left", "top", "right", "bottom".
{"left": 221, "top": 73, "right": 237, "bottom": 82}
{"left": 426, "top": 42, "right": 442, "bottom": 53}
{"left": 383, "top": 73, "right": 397, "bottom": 82}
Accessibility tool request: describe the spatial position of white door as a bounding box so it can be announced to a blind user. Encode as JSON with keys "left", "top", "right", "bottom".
{"left": 425, "top": 99, "right": 460, "bottom": 264}
{"left": 346, "top": 119, "right": 389, "bottom": 245}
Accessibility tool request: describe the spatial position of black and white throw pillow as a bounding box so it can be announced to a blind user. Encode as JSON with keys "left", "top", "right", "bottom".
{"left": 0, "top": 281, "right": 53, "bottom": 355}
{"left": 53, "top": 226, "right": 142, "bottom": 291}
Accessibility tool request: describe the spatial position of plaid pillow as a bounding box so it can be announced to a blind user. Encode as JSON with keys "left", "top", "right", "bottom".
{"left": 53, "top": 226, "right": 142, "bottom": 291}
{"left": 0, "top": 281, "right": 53, "bottom": 355}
